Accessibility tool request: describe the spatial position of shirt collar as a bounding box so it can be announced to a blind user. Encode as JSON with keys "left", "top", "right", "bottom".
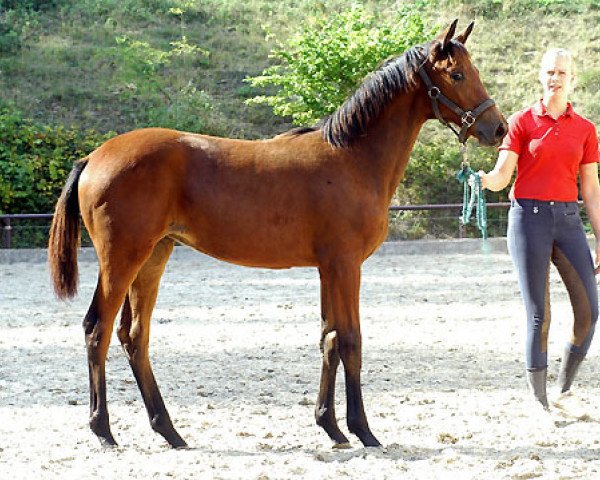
{"left": 532, "top": 99, "right": 573, "bottom": 118}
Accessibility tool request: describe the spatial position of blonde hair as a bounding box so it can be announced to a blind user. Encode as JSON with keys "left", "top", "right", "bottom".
{"left": 540, "top": 48, "right": 576, "bottom": 76}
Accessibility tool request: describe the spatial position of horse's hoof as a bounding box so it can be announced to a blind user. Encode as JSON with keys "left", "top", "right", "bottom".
{"left": 358, "top": 432, "right": 382, "bottom": 448}
{"left": 98, "top": 437, "right": 118, "bottom": 449}
{"left": 166, "top": 435, "right": 188, "bottom": 449}
{"left": 366, "top": 444, "right": 384, "bottom": 449}
{"left": 332, "top": 441, "right": 352, "bottom": 450}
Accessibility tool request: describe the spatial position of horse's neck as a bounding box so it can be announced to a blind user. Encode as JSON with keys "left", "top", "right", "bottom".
{"left": 357, "top": 91, "right": 430, "bottom": 204}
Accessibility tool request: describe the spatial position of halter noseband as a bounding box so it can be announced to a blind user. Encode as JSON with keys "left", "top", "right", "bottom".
{"left": 418, "top": 66, "right": 496, "bottom": 144}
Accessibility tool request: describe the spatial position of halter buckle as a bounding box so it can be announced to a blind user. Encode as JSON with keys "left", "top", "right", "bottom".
{"left": 461, "top": 111, "right": 476, "bottom": 127}
{"left": 428, "top": 87, "right": 441, "bottom": 99}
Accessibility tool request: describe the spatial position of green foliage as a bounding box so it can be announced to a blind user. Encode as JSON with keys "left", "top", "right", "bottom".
{"left": 245, "top": 3, "right": 433, "bottom": 125}
{"left": 0, "top": 105, "right": 113, "bottom": 214}
{"left": 114, "top": 36, "right": 173, "bottom": 76}
{"left": 112, "top": 33, "right": 209, "bottom": 80}
{"left": 396, "top": 139, "right": 509, "bottom": 239}
{"left": 0, "top": 7, "right": 39, "bottom": 53}
{"left": 401, "top": 143, "right": 463, "bottom": 204}
{"left": 0, "top": 0, "right": 67, "bottom": 10}
{"left": 55, "top": 0, "right": 186, "bottom": 21}
{"left": 443, "top": 0, "right": 599, "bottom": 18}
{"left": 101, "top": 0, "right": 212, "bottom": 131}
{"left": 578, "top": 69, "right": 600, "bottom": 91}
{"left": 108, "top": 33, "right": 213, "bottom": 131}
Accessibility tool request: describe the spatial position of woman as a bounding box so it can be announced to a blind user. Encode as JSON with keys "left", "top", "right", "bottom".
{"left": 480, "top": 48, "right": 600, "bottom": 409}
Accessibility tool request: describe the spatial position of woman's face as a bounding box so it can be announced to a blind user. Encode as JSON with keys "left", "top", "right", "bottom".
{"left": 539, "top": 54, "right": 574, "bottom": 101}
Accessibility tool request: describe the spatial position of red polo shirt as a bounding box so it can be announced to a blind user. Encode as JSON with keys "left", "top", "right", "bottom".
{"left": 499, "top": 100, "right": 599, "bottom": 201}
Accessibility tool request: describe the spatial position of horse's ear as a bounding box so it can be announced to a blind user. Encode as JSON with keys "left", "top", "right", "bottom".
{"left": 455, "top": 21, "right": 474, "bottom": 45}
{"left": 430, "top": 19, "right": 458, "bottom": 62}
{"left": 437, "top": 19, "right": 458, "bottom": 51}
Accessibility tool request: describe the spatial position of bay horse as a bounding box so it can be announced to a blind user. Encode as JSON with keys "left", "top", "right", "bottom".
{"left": 48, "top": 20, "right": 507, "bottom": 449}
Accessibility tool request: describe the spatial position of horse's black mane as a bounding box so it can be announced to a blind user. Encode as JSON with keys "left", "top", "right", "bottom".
{"left": 322, "top": 42, "right": 430, "bottom": 148}
{"left": 279, "top": 42, "right": 431, "bottom": 147}
{"left": 280, "top": 126, "right": 319, "bottom": 137}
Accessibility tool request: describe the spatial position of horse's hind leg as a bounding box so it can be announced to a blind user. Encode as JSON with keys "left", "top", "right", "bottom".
{"left": 117, "top": 238, "right": 187, "bottom": 448}
{"left": 85, "top": 247, "right": 152, "bottom": 447}
{"left": 315, "top": 271, "right": 350, "bottom": 447}
{"left": 84, "top": 293, "right": 118, "bottom": 447}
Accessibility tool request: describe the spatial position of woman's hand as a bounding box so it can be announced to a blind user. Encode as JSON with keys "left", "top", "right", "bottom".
{"left": 478, "top": 170, "right": 488, "bottom": 190}
{"left": 478, "top": 150, "right": 518, "bottom": 192}
{"left": 467, "top": 170, "right": 488, "bottom": 189}
{"left": 580, "top": 162, "right": 600, "bottom": 275}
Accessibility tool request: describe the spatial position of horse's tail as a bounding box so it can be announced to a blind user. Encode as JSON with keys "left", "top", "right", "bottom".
{"left": 48, "top": 158, "right": 88, "bottom": 300}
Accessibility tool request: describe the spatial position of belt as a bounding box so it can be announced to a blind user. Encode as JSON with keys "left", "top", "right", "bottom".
{"left": 511, "top": 198, "right": 579, "bottom": 207}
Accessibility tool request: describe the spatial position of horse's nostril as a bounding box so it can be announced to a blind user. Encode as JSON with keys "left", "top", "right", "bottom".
{"left": 496, "top": 123, "right": 507, "bottom": 139}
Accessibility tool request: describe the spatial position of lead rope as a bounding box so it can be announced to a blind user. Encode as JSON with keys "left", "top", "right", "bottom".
{"left": 455, "top": 144, "right": 488, "bottom": 240}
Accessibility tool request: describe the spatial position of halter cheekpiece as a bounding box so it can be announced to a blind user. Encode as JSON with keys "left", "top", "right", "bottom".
{"left": 418, "top": 66, "right": 496, "bottom": 144}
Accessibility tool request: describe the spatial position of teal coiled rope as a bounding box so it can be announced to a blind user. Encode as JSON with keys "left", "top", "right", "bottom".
{"left": 456, "top": 161, "right": 488, "bottom": 240}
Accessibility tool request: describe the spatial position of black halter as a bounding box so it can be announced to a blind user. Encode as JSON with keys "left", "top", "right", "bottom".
{"left": 418, "top": 66, "right": 496, "bottom": 144}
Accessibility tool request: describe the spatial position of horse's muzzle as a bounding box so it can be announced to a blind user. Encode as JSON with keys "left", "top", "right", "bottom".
{"left": 476, "top": 116, "right": 508, "bottom": 147}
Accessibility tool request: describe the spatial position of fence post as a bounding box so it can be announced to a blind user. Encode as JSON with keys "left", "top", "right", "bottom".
{"left": 2, "top": 217, "right": 12, "bottom": 249}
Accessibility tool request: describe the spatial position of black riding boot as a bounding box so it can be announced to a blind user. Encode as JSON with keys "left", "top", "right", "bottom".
{"left": 558, "top": 349, "right": 585, "bottom": 394}
{"left": 526, "top": 367, "right": 549, "bottom": 409}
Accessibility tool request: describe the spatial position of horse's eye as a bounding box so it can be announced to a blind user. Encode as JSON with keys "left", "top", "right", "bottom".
{"left": 451, "top": 72, "right": 464, "bottom": 82}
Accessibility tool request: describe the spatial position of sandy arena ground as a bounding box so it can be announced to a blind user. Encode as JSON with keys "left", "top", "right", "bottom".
{"left": 1, "top": 241, "right": 599, "bottom": 479}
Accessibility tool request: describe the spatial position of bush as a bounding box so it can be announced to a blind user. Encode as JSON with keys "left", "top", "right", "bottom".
{"left": 0, "top": 105, "right": 113, "bottom": 214}
{"left": 0, "top": 7, "right": 39, "bottom": 53}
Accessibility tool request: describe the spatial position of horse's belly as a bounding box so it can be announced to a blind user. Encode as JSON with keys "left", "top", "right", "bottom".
{"left": 168, "top": 227, "right": 318, "bottom": 269}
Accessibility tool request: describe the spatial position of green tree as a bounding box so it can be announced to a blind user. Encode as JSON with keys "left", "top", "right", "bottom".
{"left": 245, "top": 3, "right": 434, "bottom": 125}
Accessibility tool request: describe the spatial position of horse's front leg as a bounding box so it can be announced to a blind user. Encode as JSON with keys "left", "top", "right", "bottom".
{"left": 315, "top": 273, "right": 350, "bottom": 447}
{"left": 319, "top": 258, "right": 381, "bottom": 448}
